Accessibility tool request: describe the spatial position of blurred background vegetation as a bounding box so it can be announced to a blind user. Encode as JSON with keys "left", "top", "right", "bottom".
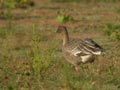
{"left": 0, "top": 0, "right": 34, "bottom": 8}
{"left": 0, "top": 0, "right": 120, "bottom": 9}
{"left": 0, "top": 0, "right": 120, "bottom": 90}
{"left": 51, "top": 0, "right": 120, "bottom": 2}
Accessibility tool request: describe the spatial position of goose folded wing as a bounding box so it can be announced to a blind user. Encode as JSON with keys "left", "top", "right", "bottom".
{"left": 82, "top": 38, "right": 104, "bottom": 55}
{"left": 83, "top": 38, "right": 103, "bottom": 50}
{"left": 67, "top": 46, "right": 91, "bottom": 57}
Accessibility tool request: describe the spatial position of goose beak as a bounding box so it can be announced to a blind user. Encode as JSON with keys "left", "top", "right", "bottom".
{"left": 56, "top": 30, "right": 58, "bottom": 33}
{"left": 56, "top": 28, "right": 61, "bottom": 33}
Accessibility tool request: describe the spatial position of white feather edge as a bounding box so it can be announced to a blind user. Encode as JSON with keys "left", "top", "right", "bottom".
{"left": 70, "top": 47, "right": 82, "bottom": 56}
{"left": 81, "top": 55, "right": 92, "bottom": 63}
{"left": 69, "top": 46, "right": 102, "bottom": 56}
{"left": 92, "top": 51, "right": 102, "bottom": 55}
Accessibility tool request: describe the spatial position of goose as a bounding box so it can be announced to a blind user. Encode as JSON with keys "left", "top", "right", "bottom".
{"left": 56, "top": 26, "right": 104, "bottom": 71}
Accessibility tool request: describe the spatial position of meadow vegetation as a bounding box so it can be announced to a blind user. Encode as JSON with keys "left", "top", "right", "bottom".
{"left": 0, "top": 0, "right": 34, "bottom": 8}
{"left": 51, "top": 0, "right": 120, "bottom": 2}
{"left": 0, "top": 0, "right": 120, "bottom": 90}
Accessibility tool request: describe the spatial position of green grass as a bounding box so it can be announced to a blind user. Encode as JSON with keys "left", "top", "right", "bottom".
{"left": 51, "top": 0, "right": 120, "bottom": 3}
{"left": 0, "top": 1, "right": 120, "bottom": 90}
{"left": 1, "top": 23, "right": 120, "bottom": 90}
{"left": 0, "top": 0, "right": 34, "bottom": 9}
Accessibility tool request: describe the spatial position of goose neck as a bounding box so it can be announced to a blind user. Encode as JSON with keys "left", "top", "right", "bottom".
{"left": 63, "top": 30, "right": 69, "bottom": 46}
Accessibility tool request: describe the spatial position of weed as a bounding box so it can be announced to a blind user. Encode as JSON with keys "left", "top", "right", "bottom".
{"left": 57, "top": 11, "right": 74, "bottom": 23}
{"left": 0, "top": 0, "right": 34, "bottom": 9}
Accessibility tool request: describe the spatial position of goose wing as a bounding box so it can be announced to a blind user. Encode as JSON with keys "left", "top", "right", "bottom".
{"left": 63, "top": 38, "right": 103, "bottom": 56}
{"left": 82, "top": 38, "right": 103, "bottom": 55}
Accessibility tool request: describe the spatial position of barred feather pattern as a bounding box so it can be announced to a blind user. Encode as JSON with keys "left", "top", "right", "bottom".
{"left": 57, "top": 26, "right": 103, "bottom": 66}
{"left": 62, "top": 38, "right": 103, "bottom": 64}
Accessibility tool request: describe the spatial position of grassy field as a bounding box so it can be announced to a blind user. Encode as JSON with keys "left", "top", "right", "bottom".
{"left": 0, "top": 0, "right": 120, "bottom": 90}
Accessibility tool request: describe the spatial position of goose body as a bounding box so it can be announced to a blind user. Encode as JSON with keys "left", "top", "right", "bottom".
{"left": 57, "top": 26, "right": 103, "bottom": 71}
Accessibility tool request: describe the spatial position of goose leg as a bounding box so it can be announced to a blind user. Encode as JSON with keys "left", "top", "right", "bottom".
{"left": 73, "top": 66, "right": 79, "bottom": 72}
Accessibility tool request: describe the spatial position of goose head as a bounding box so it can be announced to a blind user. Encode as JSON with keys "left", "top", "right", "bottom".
{"left": 56, "top": 26, "right": 67, "bottom": 33}
{"left": 56, "top": 26, "right": 69, "bottom": 46}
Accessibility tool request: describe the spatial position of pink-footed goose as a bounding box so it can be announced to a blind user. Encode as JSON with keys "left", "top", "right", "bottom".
{"left": 56, "top": 26, "right": 103, "bottom": 71}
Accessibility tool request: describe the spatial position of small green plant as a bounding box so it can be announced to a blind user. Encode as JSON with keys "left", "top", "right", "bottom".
{"left": 57, "top": 11, "right": 74, "bottom": 23}
{"left": 110, "top": 31, "right": 120, "bottom": 41}
{"left": 106, "top": 65, "right": 115, "bottom": 75}
{"left": 0, "top": 0, "right": 34, "bottom": 9}
{"left": 15, "top": 0, "right": 35, "bottom": 8}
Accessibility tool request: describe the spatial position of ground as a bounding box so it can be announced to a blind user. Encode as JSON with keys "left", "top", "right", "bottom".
{"left": 0, "top": 0, "right": 120, "bottom": 90}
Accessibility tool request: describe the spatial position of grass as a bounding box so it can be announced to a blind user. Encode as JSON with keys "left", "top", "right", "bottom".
{"left": 0, "top": 0, "right": 120, "bottom": 90}
{"left": 0, "top": 0, "right": 34, "bottom": 9}
{"left": 51, "top": 0, "right": 120, "bottom": 3}
{"left": 56, "top": 11, "right": 74, "bottom": 23}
